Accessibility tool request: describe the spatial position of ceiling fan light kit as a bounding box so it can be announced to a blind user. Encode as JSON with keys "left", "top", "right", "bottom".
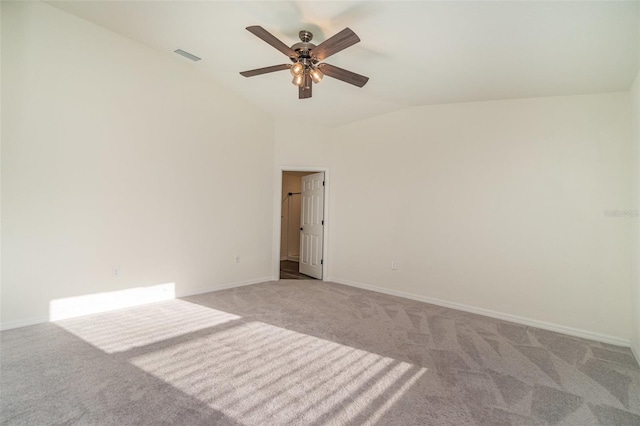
{"left": 240, "top": 26, "right": 369, "bottom": 99}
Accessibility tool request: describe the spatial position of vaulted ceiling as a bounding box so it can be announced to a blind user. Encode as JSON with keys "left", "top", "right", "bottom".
{"left": 48, "top": 1, "right": 639, "bottom": 126}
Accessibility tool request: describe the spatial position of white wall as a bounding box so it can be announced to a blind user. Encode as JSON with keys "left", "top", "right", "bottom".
{"left": 1, "top": 2, "right": 275, "bottom": 328}
{"left": 0, "top": 2, "right": 4, "bottom": 325}
{"left": 632, "top": 69, "right": 640, "bottom": 358}
{"left": 3, "top": 2, "right": 636, "bottom": 346}
{"left": 274, "top": 120, "right": 333, "bottom": 167}
{"left": 276, "top": 93, "right": 634, "bottom": 343}
{"left": 631, "top": 7, "right": 640, "bottom": 363}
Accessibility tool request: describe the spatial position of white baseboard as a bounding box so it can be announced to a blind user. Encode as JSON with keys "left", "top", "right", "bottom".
{"left": 177, "top": 276, "right": 273, "bottom": 298}
{"left": 631, "top": 341, "right": 640, "bottom": 366}
{"left": 3, "top": 276, "right": 632, "bottom": 351}
{"left": 287, "top": 256, "right": 299, "bottom": 262}
{"left": 0, "top": 316, "right": 50, "bottom": 331}
{"left": 0, "top": 277, "right": 273, "bottom": 332}
{"left": 327, "top": 277, "right": 631, "bottom": 348}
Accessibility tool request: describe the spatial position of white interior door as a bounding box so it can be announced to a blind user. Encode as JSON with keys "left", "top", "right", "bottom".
{"left": 299, "top": 172, "right": 324, "bottom": 279}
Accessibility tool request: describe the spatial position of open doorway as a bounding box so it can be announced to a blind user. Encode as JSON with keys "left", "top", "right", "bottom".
{"left": 280, "top": 171, "right": 324, "bottom": 280}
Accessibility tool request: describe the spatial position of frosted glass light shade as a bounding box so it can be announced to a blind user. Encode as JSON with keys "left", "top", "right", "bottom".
{"left": 292, "top": 74, "right": 304, "bottom": 86}
{"left": 310, "top": 67, "right": 323, "bottom": 83}
{"left": 290, "top": 62, "right": 304, "bottom": 76}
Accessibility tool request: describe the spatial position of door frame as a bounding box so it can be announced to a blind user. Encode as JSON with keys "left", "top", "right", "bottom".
{"left": 273, "top": 166, "right": 329, "bottom": 281}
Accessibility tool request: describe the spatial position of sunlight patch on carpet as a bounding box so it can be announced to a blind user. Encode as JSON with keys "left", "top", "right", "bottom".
{"left": 55, "top": 299, "right": 240, "bottom": 353}
{"left": 54, "top": 298, "right": 428, "bottom": 423}
{"left": 130, "top": 319, "right": 427, "bottom": 424}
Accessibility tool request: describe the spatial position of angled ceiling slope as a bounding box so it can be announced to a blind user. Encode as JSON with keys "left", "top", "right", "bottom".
{"left": 47, "top": 1, "right": 640, "bottom": 126}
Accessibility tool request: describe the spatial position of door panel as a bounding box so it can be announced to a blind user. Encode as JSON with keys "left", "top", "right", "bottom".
{"left": 299, "top": 172, "right": 324, "bottom": 279}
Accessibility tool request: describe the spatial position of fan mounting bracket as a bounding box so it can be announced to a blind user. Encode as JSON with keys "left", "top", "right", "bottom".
{"left": 299, "top": 30, "right": 313, "bottom": 43}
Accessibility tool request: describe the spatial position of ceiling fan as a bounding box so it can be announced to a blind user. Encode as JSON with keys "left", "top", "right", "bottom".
{"left": 240, "top": 26, "right": 369, "bottom": 99}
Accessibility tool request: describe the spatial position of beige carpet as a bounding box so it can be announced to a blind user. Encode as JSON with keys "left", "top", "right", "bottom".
{"left": 2, "top": 280, "right": 639, "bottom": 425}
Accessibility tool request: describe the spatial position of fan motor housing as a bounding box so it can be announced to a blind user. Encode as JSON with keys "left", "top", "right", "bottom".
{"left": 291, "top": 30, "right": 316, "bottom": 60}
{"left": 291, "top": 42, "right": 316, "bottom": 58}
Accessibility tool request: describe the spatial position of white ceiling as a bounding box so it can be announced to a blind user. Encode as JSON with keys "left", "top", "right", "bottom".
{"left": 48, "top": 1, "right": 639, "bottom": 126}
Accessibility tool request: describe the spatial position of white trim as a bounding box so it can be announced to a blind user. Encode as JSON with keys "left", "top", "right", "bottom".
{"left": 287, "top": 256, "right": 299, "bottom": 262}
{"left": 1, "top": 316, "right": 50, "bottom": 331}
{"left": 631, "top": 341, "right": 640, "bottom": 366}
{"left": 0, "top": 277, "right": 273, "bottom": 331}
{"left": 328, "top": 277, "right": 631, "bottom": 347}
{"left": 177, "top": 276, "right": 273, "bottom": 298}
{"left": 274, "top": 166, "right": 330, "bottom": 282}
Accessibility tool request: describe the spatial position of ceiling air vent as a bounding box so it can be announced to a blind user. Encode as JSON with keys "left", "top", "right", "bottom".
{"left": 174, "top": 49, "right": 201, "bottom": 62}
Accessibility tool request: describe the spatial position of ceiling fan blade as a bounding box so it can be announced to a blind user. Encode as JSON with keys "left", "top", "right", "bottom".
{"left": 317, "top": 63, "right": 369, "bottom": 88}
{"left": 246, "top": 26, "right": 297, "bottom": 59}
{"left": 312, "top": 28, "right": 360, "bottom": 62}
{"left": 299, "top": 74, "right": 312, "bottom": 99}
{"left": 240, "top": 64, "right": 291, "bottom": 77}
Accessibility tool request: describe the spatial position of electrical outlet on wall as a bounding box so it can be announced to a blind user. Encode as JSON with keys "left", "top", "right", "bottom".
{"left": 235, "top": 255, "right": 240, "bottom": 263}
{"left": 391, "top": 261, "right": 398, "bottom": 270}
{"left": 113, "top": 267, "right": 120, "bottom": 276}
